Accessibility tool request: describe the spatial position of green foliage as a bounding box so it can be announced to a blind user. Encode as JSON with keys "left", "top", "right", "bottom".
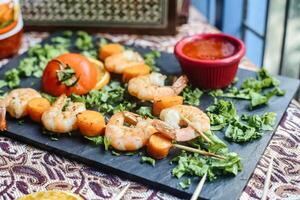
{"left": 182, "top": 86, "right": 203, "bottom": 106}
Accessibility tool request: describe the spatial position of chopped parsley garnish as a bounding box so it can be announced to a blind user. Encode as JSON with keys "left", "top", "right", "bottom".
{"left": 75, "top": 31, "right": 97, "bottom": 59}
{"left": 71, "top": 81, "right": 136, "bottom": 115}
{"left": 140, "top": 156, "right": 156, "bottom": 166}
{"left": 84, "top": 136, "right": 104, "bottom": 145}
{"left": 225, "top": 122, "right": 261, "bottom": 143}
{"left": 182, "top": 86, "right": 203, "bottom": 106}
{"left": 206, "top": 99, "right": 238, "bottom": 131}
{"left": 84, "top": 135, "right": 110, "bottom": 151}
{"left": 206, "top": 99, "right": 277, "bottom": 143}
{"left": 171, "top": 130, "right": 242, "bottom": 187}
{"left": 41, "top": 93, "right": 57, "bottom": 104}
{"left": 50, "top": 137, "right": 59, "bottom": 141}
{"left": 55, "top": 60, "right": 79, "bottom": 87}
{"left": 179, "top": 178, "right": 191, "bottom": 189}
{"left": 136, "top": 106, "right": 154, "bottom": 118}
{"left": 144, "top": 50, "right": 161, "bottom": 72}
{"left": 210, "top": 68, "right": 285, "bottom": 110}
{"left": 241, "top": 112, "right": 277, "bottom": 131}
{"left": 111, "top": 151, "right": 121, "bottom": 156}
{"left": 172, "top": 151, "right": 242, "bottom": 181}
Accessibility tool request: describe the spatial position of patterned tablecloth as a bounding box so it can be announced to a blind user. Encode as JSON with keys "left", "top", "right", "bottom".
{"left": 0, "top": 7, "right": 299, "bottom": 200}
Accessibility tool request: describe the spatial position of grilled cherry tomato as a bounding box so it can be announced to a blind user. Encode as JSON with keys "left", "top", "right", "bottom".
{"left": 42, "top": 53, "right": 98, "bottom": 96}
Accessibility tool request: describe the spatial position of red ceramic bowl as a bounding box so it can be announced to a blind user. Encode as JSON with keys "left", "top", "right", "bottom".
{"left": 174, "top": 33, "right": 245, "bottom": 89}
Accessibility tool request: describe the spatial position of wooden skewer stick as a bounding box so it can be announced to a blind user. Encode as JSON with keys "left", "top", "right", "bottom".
{"left": 181, "top": 116, "right": 213, "bottom": 144}
{"left": 190, "top": 172, "right": 207, "bottom": 200}
{"left": 261, "top": 156, "right": 274, "bottom": 200}
{"left": 114, "top": 183, "right": 130, "bottom": 200}
{"left": 173, "top": 144, "right": 226, "bottom": 160}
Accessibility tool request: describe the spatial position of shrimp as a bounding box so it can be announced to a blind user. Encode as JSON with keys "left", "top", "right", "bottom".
{"left": 104, "top": 50, "right": 144, "bottom": 74}
{"left": 41, "top": 94, "right": 86, "bottom": 133}
{"left": 128, "top": 72, "right": 188, "bottom": 101}
{"left": 0, "top": 88, "right": 41, "bottom": 131}
{"left": 152, "top": 105, "right": 210, "bottom": 142}
{"left": 105, "top": 111, "right": 157, "bottom": 151}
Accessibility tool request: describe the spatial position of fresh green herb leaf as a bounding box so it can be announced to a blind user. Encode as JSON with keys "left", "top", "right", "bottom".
{"left": 206, "top": 99, "right": 238, "bottom": 131}
{"left": 41, "top": 93, "right": 57, "bottom": 104}
{"left": 141, "top": 156, "right": 156, "bottom": 166}
{"left": 71, "top": 81, "right": 136, "bottom": 115}
{"left": 75, "top": 31, "right": 97, "bottom": 59}
{"left": 179, "top": 178, "right": 191, "bottom": 189}
{"left": 124, "top": 152, "right": 137, "bottom": 156}
{"left": 103, "top": 136, "right": 110, "bottom": 151}
{"left": 241, "top": 112, "right": 276, "bottom": 131}
{"left": 84, "top": 136, "right": 104, "bottom": 145}
{"left": 210, "top": 68, "right": 284, "bottom": 110}
{"left": 225, "top": 122, "right": 261, "bottom": 143}
{"left": 111, "top": 151, "right": 120, "bottom": 156}
{"left": 5, "top": 69, "right": 20, "bottom": 88}
{"left": 182, "top": 86, "right": 203, "bottom": 106}
{"left": 63, "top": 31, "right": 73, "bottom": 37}
{"left": 136, "top": 106, "right": 154, "bottom": 118}
{"left": 144, "top": 50, "right": 161, "bottom": 72}
{"left": 75, "top": 31, "right": 93, "bottom": 51}
{"left": 172, "top": 151, "right": 242, "bottom": 181}
{"left": 50, "top": 137, "right": 59, "bottom": 141}
{"left": 249, "top": 91, "right": 268, "bottom": 109}
{"left": 56, "top": 63, "right": 79, "bottom": 87}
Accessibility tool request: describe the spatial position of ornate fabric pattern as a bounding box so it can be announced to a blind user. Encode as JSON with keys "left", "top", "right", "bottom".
{"left": 0, "top": 7, "right": 299, "bottom": 200}
{"left": 21, "top": 0, "right": 167, "bottom": 28}
{"left": 240, "top": 100, "right": 300, "bottom": 200}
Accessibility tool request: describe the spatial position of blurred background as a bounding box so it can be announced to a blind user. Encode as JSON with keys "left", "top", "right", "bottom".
{"left": 2, "top": 0, "right": 300, "bottom": 99}
{"left": 192, "top": 0, "right": 300, "bottom": 81}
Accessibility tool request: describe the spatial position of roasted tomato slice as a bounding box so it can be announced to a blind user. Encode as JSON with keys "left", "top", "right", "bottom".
{"left": 42, "top": 53, "right": 98, "bottom": 96}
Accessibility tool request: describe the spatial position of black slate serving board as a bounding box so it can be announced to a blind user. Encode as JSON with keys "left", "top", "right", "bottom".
{"left": 1, "top": 32, "right": 299, "bottom": 200}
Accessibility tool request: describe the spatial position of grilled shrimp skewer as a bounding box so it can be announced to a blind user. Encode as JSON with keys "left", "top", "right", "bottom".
{"left": 152, "top": 105, "right": 211, "bottom": 142}
{"left": 105, "top": 111, "right": 157, "bottom": 151}
{"left": 0, "top": 88, "right": 41, "bottom": 131}
{"left": 128, "top": 72, "right": 188, "bottom": 101}
{"left": 41, "top": 94, "right": 85, "bottom": 133}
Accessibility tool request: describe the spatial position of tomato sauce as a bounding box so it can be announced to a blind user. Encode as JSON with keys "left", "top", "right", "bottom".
{"left": 182, "top": 37, "right": 237, "bottom": 60}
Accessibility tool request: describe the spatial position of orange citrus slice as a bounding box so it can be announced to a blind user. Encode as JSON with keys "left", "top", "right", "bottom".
{"left": 17, "top": 190, "right": 83, "bottom": 200}
{"left": 88, "top": 58, "right": 110, "bottom": 90}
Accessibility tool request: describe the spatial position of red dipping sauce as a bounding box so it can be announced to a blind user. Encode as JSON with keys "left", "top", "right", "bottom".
{"left": 182, "top": 37, "right": 237, "bottom": 60}
{"left": 174, "top": 33, "right": 246, "bottom": 89}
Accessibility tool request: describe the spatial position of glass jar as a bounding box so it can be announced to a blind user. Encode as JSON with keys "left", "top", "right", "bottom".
{"left": 0, "top": 0, "right": 23, "bottom": 59}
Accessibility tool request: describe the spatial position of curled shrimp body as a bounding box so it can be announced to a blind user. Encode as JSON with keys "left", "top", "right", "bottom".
{"left": 0, "top": 88, "right": 41, "bottom": 131}
{"left": 128, "top": 72, "right": 188, "bottom": 101}
{"left": 105, "top": 50, "right": 144, "bottom": 74}
{"left": 41, "top": 94, "right": 86, "bottom": 133}
{"left": 152, "top": 105, "right": 210, "bottom": 142}
{"left": 105, "top": 111, "right": 156, "bottom": 151}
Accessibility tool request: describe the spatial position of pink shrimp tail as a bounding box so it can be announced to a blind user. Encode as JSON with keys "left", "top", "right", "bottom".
{"left": 151, "top": 119, "right": 176, "bottom": 140}
{"left": 0, "top": 105, "right": 7, "bottom": 131}
{"left": 175, "top": 126, "right": 198, "bottom": 142}
{"left": 172, "top": 75, "right": 189, "bottom": 95}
